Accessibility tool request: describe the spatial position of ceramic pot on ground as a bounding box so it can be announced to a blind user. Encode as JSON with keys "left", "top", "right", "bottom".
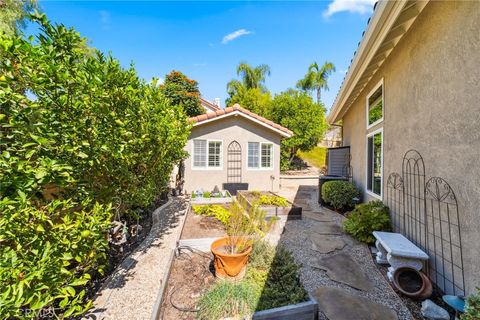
{"left": 392, "top": 267, "right": 433, "bottom": 300}
{"left": 211, "top": 237, "right": 252, "bottom": 279}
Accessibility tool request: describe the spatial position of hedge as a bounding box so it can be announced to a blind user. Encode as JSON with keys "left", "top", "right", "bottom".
{"left": 0, "top": 13, "right": 190, "bottom": 318}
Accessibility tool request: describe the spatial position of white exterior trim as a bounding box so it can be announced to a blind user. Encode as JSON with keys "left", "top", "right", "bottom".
{"left": 191, "top": 139, "right": 223, "bottom": 171}
{"left": 192, "top": 110, "right": 292, "bottom": 138}
{"left": 365, "top": 127, "right": 384, "bottom": 200}
{"left": 246, "top": 142, "right": 274, "bottom": 171}
{"left": 366, "top": 78, "right": 384, "bottom": 129}
{"left": 328, "top": 0, "right": 428, "bottom": 124}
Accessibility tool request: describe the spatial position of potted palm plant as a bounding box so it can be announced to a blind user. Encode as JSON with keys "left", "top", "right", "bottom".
{"left": 210, "top": 201, "right": 271, "bottom": 279}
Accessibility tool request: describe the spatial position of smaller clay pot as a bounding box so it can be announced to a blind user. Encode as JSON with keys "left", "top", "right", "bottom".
{"left": 392, "top": 267, "right": 433, "bottom": 300}
{"left": 211, "top": 237, "right": 252, "bottom": 279}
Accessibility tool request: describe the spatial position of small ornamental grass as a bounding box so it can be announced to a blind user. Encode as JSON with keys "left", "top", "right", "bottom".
{"left": 343, "top": 201, "right": 391, "bottom": 244}
{"left": 321, "top": 181, "right": 360, "bottom": 211}
{"left": 197, "top": 241, "right": 308, "bottom": 319}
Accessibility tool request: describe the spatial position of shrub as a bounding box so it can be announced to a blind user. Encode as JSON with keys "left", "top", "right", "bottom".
{"left": 321, "top": 181, "right": 360, "bottom": 210}
{"left": 0, "top": 13, "right": 189, "bottom": 317}
{"left": 202, "top": 191, "right": 211, "bottom": 198}
{"left": 192, "top": 205, "right": 231, "bottom": 225}
{"left": 257, "top": 195, "right": 289, "bottom": 207}
{"left": 343, "top": 201, "right": 391, "bottom": 244}
{"left": 248, "top": 244, "right": 308, "bottom": 311}
{"left": 462, "top": 288, "right": 480, "bottom": 320}
{"left": 197, "top": 241, "right": 308, "bottom": 319}
{"left": 0, "top": 198, "right": 112, "bottom": 318}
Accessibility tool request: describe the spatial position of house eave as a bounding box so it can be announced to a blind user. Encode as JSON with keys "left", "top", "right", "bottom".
{"left": 191, "top": 110, "right": 293, "bottom": 138}
{"left": 328, "top": 0, "right": 429, "bottom": 124}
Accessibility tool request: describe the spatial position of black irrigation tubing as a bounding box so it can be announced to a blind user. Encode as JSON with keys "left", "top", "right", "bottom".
{"left": 169, "top": 245, "right": 213, "bottom": 313}
{"left": 169, "top": 285, "right": 200, "bottom": 313}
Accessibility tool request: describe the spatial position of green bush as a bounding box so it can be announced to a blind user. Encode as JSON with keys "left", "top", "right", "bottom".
{"left": 343, "top": 201, "right": 391, "bottom": 244}
{"left": 321, "top": 181, "right": 360, "bottom": 210}
{"left": 257, "top": 195, "right": 289, "bottom": 207}
{"left": 197, "top": 241, "right": 308, "bottom": 319}
{"left": 0, "top": 198, "right": 112, "bottom": 318}
{"left": 192, "top": 205, "right": 231, "bottom": 225}
{"left": 0, "top": 13, "right": 189, "bottom": 318}
{"left": 202, "top": 191, "right": 211, "bottom": 198}
{"left": 462, "top": 288, "right": 480, "bottom": 320}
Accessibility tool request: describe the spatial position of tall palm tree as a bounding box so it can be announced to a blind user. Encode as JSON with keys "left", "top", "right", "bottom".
{"left": 296, "top": 61, "right": 335, "bottom": 104}
{"left": 227, "top": 62, "right": 271, "bottom": 96}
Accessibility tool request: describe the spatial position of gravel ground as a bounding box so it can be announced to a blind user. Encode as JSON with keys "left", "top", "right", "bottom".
{"left": 90, "top": 196, "right": 189, "bottom": 320}
{"left": 277, "top": 179, "right": 414, "bottom": 320}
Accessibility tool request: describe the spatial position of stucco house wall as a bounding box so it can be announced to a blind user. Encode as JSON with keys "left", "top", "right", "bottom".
{"left": 341, "top": 1, "right": 480, "bottom": 294}
{"left": 184, "top": 115, "right": 282, "bottom": 193}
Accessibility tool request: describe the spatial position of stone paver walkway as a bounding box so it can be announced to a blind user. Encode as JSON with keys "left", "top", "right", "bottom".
{"left": 88, "top": 197, "right": 188, "bottom": 320}
{"left": 277, "top": 178, "right": 413, "bottom": 320}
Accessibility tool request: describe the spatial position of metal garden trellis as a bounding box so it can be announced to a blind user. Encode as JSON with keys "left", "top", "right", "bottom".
{"left": 385, "top": 150, "right": 465, "bottom": 296}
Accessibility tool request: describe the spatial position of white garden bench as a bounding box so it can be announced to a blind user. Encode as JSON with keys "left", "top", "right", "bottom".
{"left": 373, "top": 231, "right": 429, "bottom": 280}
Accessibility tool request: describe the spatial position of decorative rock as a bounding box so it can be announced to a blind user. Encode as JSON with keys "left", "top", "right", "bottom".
{"left": 421, "top": 299, "right": 450, "bottom": 320}
{"left": 309, "top": 233, "right": 346, "bottom": 254}
{"left": 309, "top": 222, "right": 342, "bottom": 235}
{"left": 310, "top": 252, "right": 374, "bottom": 291}
{"left": 314, "top": 286, "right": 398, "bottom": 320}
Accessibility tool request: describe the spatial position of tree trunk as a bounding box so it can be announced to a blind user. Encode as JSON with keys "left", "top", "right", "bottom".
{"left": 316, "top": 88, "right": 321, "bottom": 104}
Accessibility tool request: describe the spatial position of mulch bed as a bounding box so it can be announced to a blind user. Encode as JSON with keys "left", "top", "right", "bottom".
{"left": 181, "top": 205, "right": 227, "bottom": 239}
{"left": 159, "top": 251, "right": 215, "bottom": 320}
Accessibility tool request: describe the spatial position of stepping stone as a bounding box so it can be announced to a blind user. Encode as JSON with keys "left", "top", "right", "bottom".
{"left": 309, "top": 233, "right": 346, "bottom": 254}
{"left": 309, "top": 222, "right": 342, "bottom": 235}
{"left": 303, "top": 211, "right": 333, "bottom": 222}
{"left": 310, "top": 252, "right": 374, "bottom": 291}
{"left": 314, "top": 287, "right": 398, "bottom": 320}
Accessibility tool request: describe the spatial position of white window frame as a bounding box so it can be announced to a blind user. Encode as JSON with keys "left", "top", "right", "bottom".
{"left": 246, "top": 142, "right": 274, "bottom": 170}
{"left": 192, "top": 139, "right": 223, "bottom": 170}
{"left": 366, "top": 78, "right": 384, "bottom": 129}
{"left": 365, "top": 127, "right": 384, "bottom": 200}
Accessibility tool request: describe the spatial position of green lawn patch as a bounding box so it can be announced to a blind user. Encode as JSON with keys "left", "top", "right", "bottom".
{"left": 297, "top": 146, "right": 327, "bottom": 169}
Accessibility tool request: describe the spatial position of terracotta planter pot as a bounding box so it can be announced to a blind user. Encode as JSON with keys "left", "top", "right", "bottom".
{"left": 392, "top": 267, "right": 433, "bottom": 300}
{"left": 211, "top": 237, "right": 252, "bottom": 279}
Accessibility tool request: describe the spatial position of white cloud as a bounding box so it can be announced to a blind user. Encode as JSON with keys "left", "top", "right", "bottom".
{"left": 222, "top": 29, "right": 253, "bottom": 44}
{"left": 323, "top": 0, "right": 376, "bottom": 17}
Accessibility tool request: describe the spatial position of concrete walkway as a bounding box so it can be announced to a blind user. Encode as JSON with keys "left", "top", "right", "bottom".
{"left": 88, "top": 197, "right": 188, "bottom": 320}
{"left": 277, "top": 178, "right": 413, "bottom": 320}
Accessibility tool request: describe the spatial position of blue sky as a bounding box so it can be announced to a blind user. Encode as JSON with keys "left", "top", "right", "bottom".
{"left": 32, "top": 0, "right": 375, "bottom": 111}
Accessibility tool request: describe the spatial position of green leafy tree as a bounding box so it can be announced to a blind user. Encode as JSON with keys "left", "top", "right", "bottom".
{"left": 160, "top": 70, "right": 203, "bottom": 117}
{"left": 226, "top": 87, "right": 271, "bottom": 115}
{"left": 0, "top": 13, "right": 190, "bottom": 318}
{"left": 0, "top": 0, "right": 37, "bottom": 36}
{"left": 266, "top": 90, "right": 327, "bottom": 168}
{"left": 296, "top": 61, "right": 335, "bottom": 104}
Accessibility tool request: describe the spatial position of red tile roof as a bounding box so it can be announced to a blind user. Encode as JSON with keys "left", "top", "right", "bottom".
{"left": 200, "top": 97, "right": 221, "bottom": 111}
{"left": 189, "top": 104, "right": 293, "bottom": 137}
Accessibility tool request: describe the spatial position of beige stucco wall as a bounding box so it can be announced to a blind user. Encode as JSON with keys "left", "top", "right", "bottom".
{"left": 184, "top": 116, "right": 282, "bottom": 193}
{"left": 341, "top": 1, "right": 480, "bottom": 294}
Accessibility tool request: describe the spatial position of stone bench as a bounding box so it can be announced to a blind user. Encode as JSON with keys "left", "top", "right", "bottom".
{"left": 373, "top": 231, "right": 429, "bottom": 280}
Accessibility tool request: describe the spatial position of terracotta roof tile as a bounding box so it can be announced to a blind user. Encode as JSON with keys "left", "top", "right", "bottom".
{"left": 188, "top": 103, "right": 293, "bottom": 137}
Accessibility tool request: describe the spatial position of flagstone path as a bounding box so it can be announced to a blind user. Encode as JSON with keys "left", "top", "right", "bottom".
{"left": 277, "top": 177, "right": 413, "bottom": 320}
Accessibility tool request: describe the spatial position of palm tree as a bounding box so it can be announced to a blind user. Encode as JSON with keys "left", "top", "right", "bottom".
{"left": 296, "top": 61, "right": 335, "bottom": 104}
{"left": 227, "top": 62, "right": 271, "bottom": 96}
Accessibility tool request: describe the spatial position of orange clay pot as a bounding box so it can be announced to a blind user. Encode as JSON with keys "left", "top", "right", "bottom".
{"left": 211, "top": 237, "right": 252, "bottom": 279}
